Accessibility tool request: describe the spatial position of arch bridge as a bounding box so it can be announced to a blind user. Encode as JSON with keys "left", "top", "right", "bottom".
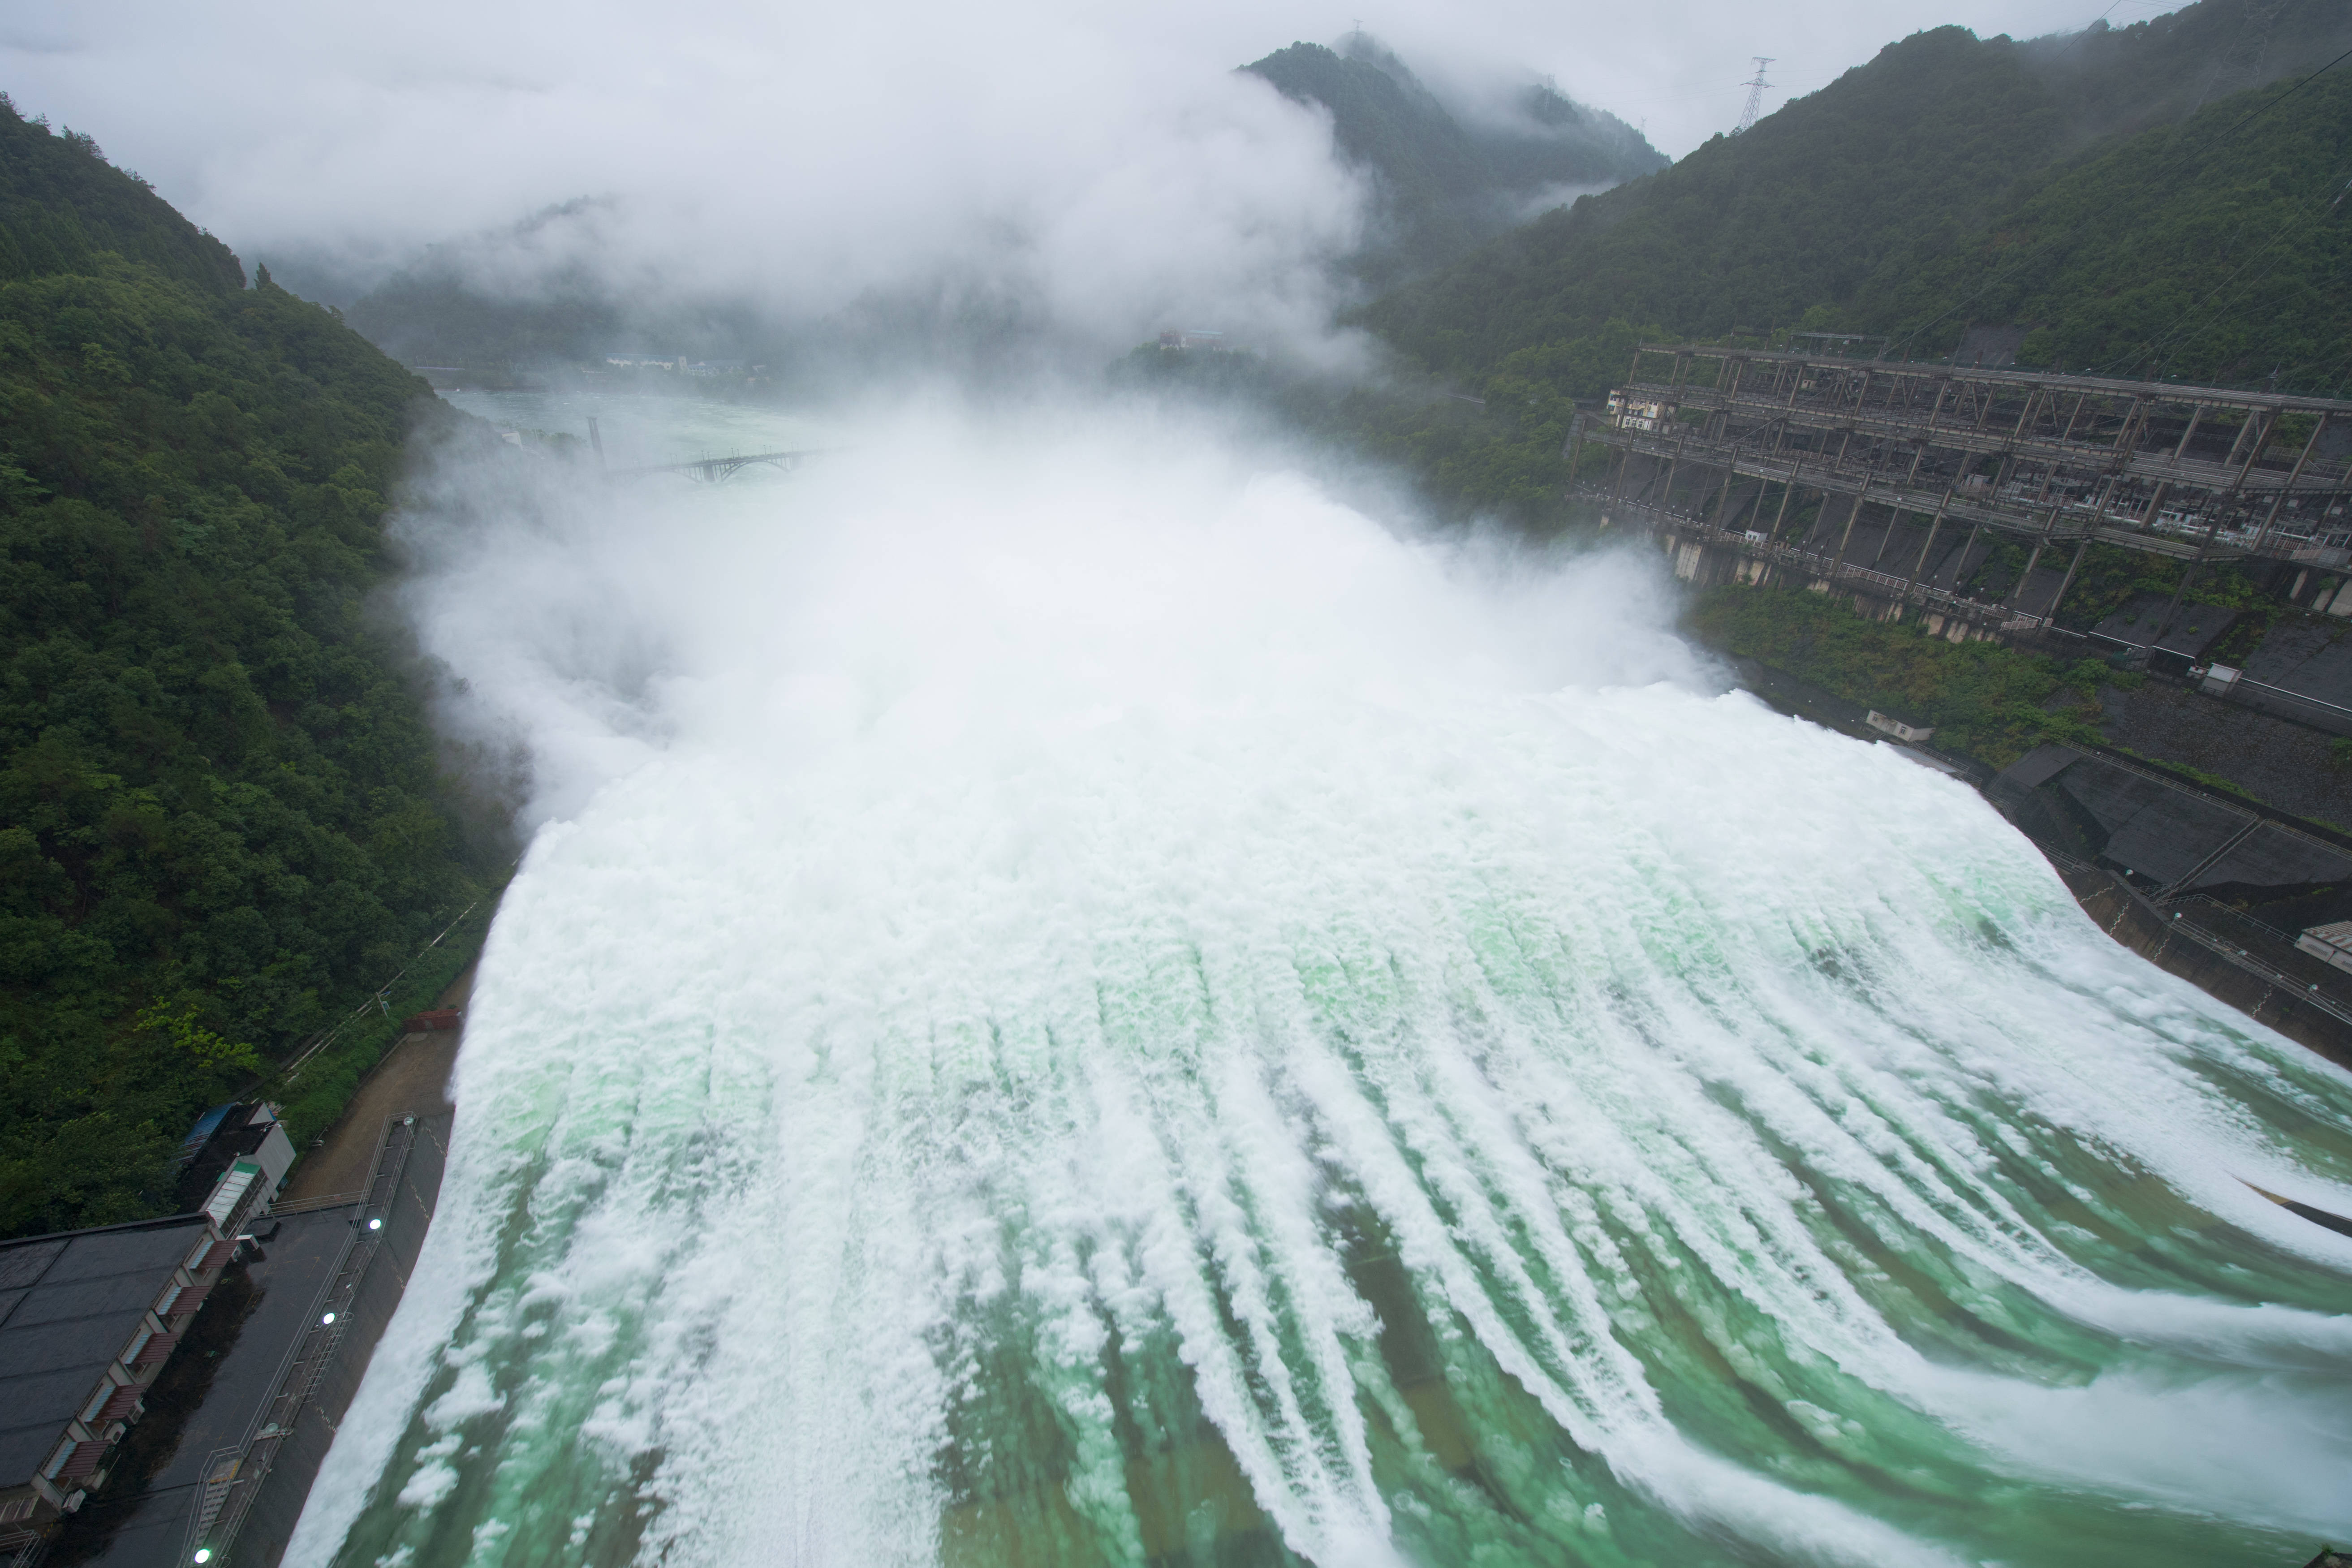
{"left": 603, "top": 449, "right": 826, "bottom": 484}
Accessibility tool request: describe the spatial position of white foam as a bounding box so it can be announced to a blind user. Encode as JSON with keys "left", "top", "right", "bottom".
{"left": 289, "top": 402, "right": 2352, "bottom": 1568}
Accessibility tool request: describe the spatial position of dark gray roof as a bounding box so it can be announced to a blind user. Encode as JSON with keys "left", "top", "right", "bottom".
{"left": 2186, "top": 823, "right": 2352, "bottom": 896}
{"left": 2091, "top": 593, "right": 2239, "bottom": 658}
{"left": 1995, "top": 744, "right": 2083, "bottom": 791}
{"left": 2054, "top": 758, "right": 2254, "bottom": 884}
{"left": 0, "top": 1240, "right": 65, "bottom": 1291}
{"left": 0, "top": 1215, "right": 209, "bottom": 1487}
{"left": 0, "top": 1368, "right": 107, "bottom": 1482}
{"left": 2244, "top": 619, "right": 2352, "bottom": 709}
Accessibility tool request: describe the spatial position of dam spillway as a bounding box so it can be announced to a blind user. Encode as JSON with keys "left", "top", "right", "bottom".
{"left": 287, "top": 408, "right": 2352, "bottom": 1568}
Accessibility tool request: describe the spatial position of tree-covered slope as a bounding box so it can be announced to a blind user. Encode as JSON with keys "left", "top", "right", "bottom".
{"left": 1852, "top": 68, "right": 2352, "bottom": 387}
{"left": 341, "top": 198, "right": 627, "bottom": 369}
{"left": 0, "top": 95, "right": 498, "bottom": 1236}
{"left": 1244, "top": 38, "right": 1665, "bottom": 282}
{"left": 0, "top": 109, "right": 243, "bottom": 297}
{"left": 1365, "top": 0, "right": 2352, "bottom": 378}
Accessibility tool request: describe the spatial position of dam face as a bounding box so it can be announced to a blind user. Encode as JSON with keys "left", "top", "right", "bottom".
{"left": 291, "top": 408, "right": 2352, "bottom": 1568}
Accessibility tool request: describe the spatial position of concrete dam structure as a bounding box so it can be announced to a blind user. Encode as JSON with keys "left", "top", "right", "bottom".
{"left": 1571, "top": 343, "right": 2352, "bottom": 651}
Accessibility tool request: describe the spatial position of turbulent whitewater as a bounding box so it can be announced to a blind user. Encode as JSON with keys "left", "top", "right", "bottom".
{"left": 293, "top": 405, "right": 2352, "bottom": 1568}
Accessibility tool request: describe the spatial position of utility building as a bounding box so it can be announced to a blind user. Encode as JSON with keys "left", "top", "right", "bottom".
{"left": 173, "top": 1103, "right": 297, "bottom": 1216}
{"left": 0, "top": 1106, "right": 292, "bottom": 1547}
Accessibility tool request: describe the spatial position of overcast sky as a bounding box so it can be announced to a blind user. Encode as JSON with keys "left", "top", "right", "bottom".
{"left": 0, "top": 0, "right": 2188, "bottom": 352}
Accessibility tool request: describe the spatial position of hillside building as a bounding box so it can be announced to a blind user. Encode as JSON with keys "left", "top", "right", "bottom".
{"left": 0, "top": 1105, "right": 292, "bottom": 1546}
{"left": 1865, "top": 710, "right": 1936, "bottom": 744}
{"left": 1606, "top": 392, "right": 1668, "bottom": 432}
{"left": 2296, "top": 922, "right": 2352, "bottom": 976}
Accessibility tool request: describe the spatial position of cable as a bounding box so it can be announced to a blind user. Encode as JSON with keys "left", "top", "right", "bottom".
{"left": 2094, "top": 164, "right": 2350, "bottom": 380}
{"left": 2212, "top": 39, "right": 2352, "bottom": 142}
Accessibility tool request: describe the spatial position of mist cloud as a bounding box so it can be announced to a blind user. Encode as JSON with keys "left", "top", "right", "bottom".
{"left": 3, "top": 0, "right": 2139, "bottom": 359}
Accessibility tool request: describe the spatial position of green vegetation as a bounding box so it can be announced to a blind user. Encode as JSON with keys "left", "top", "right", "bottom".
{"left": 1321, "top": 0, "right": 2350, "bottom": 526}
{"left": 2041, "top": 543, "right": 2287, "bottom": 654}
{"left": 1854, "top": 69, "right": 2352, "bottom": 387}
{"left": 1684, "top": 585, "right": 2105, "bottom": 768}
{"left": 1367, "top": 4, "right": 2349, "bottom": 381}
{"left": 0, "top": 96, "right": 501, "bottom": 1238}
{"left": 273, "top": 895, "right": 492, "bottom": 1145}
{"left": 1242, "top": 39, "right": 1664, "bottom": 282}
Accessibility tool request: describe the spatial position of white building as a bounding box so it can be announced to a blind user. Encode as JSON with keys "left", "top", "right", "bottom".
{"left": 1865, "top": 710, "right": 1935, "bottom": 743}
{"left": 1607, "top": 392, "right": 1670, "bottom": 432}
{"left": 2297, "top": 921, "right": 2352, "bottom": 975}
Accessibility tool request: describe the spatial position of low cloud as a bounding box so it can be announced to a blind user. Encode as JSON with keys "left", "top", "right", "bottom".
{"left": 5, "top": 1, "right": 1382, "bottom": 361}
{"left": 0, "top": 0, "right": 2128, "bottom": 364}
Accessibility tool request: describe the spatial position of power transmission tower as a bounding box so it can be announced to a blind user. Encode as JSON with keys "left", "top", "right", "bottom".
{"left": 1735, "top": 57, "right": 1775, "bottom": 134}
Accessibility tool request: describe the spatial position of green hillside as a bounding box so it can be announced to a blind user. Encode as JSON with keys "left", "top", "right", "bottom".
{"left": 1332, "top": 0, "right": 2352, "bottom": 523}
{"left": 0, "top": 96, "right": 500, "bottom": 1237}
{"left": 1855, "top": 69, "right": 2352, "bottom": 388}
{"left": 1244, "top": 38, "right": 1665, "bottom": 281}
{"left": 342, "top": 198, "right": 625, "bottom": 370}
{"left": 0, "top": 118, "right": 242, "bottom": 297}
{"left": 1366, "top": 1, "right": 2351, "bottom": 379}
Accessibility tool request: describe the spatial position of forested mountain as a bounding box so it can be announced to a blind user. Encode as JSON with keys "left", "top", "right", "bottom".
{"left": 1338, "top": 0, "right": 2352, "bottom": 519}
{"left": 1857, "top": 68, "right": 2352, "bottom": 389}
{"left": 1368, "top": 1, "right": 2351, "bottom": 379}
{"left": 0, "top": 96, "right": 499, "bottom": 1237}
{"left": 1244, "top": 36, "right": 1665, "bottom": 282}
{"left": 341, "top": 198, "right": 628, "bottom": 370}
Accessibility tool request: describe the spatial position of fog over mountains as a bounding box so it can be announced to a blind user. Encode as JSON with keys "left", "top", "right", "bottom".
{"left": 297, "top": 33, "right": 1668, "bottom": 379}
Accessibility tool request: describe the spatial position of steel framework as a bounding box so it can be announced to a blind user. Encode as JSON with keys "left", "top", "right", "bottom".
{"left": 1569, "top": 344, "right": 2352, "bottom": 627}
{"left": 1735, "top": 58, "right": 1774, "bottom": 135}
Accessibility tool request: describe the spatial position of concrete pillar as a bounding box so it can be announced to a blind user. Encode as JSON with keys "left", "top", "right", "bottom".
{"left": 1871, "top": 507, "right": 1904, "bottom": 568}
{"left": 2172, "top": 403, "right": 2206, "bottom": 461}
{"left": 1903, "top": 487, "right": 1958, "bottom": 603}
{"left": 2046, "top": 539, "right": 2089, "bottom": 626}
{"left": 2004, "top": 538, "right": 2048, "bottom": 610}
{"left": 1952, "top": 518, "right": 1984, "bottom": 597}
{"left": 1831, "top": 485, "right": 1869, "bottom": 580}
{"left": 2254, "top": 412, "right": 2329, "bottom": 551}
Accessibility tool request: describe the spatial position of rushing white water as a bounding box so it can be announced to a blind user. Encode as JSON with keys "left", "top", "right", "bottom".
{"left": 293, "top": 403, "right": 2352, "bottom": 1568}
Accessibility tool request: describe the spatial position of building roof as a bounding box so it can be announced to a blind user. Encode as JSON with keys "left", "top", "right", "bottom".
{"left": 177, "top": 1103, "right": 237, "bottom": 1164}
{"left": 170, "top": 1102, "right": 283, "bottom": 1212}
{"left": 2244, "top": 619, "right": 2352, "bottom": 711}
{"left": 2090, "top": 593, "right": 2240, "bottom": 658}
{"left": 0, "top": 1215, "right": 210, "bottom": 1487}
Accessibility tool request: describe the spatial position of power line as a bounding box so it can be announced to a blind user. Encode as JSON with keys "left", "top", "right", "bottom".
{"left": 2213, "top": 39, "right": 2352, "bottom": 142}
{"left": 1735, "top": 57, "right": 1775, "bottom": 134}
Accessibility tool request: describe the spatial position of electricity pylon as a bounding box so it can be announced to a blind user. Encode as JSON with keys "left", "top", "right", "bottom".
{"left": 1735, "top": 57, "right": 1775, "bottom": 134}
